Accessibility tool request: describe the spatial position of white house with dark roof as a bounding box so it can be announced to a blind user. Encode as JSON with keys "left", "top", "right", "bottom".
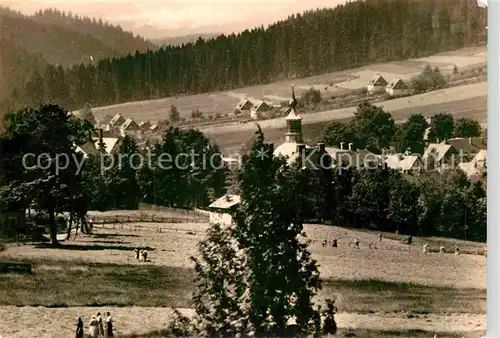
{"left": 208, "top": 194, "right": 241, "bottom": 226}
{"left": 367, "top": 74, "right": 388, "bottom": 93}
{"left": 385, "top": 77, "right": 409, "bottom": 96}
{"left": 250, "top": 100, "right": 272, "bottom": 120}
{"left": 108, "top": 113, "right": 126, "bottom": 128}
{"left": 236, "top": 98, "right": 253, "bottom": 112}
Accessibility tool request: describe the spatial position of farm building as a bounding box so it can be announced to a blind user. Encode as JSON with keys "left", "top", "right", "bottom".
{"left": 208, "top": 194, "right": 241, "bottom": 226}
{"left": 458, "top": 149, "right": 487, "bottom": 181}
{"left": 385, "top": 77, "right": 409, "bottom": 96}
{"left": 250, "top": 101, "right": 272, "bottom": 120}
{"left": 139, "top": 121, "right": 152, "bottom": 131}
{"left": 423, "top": 143, "right": 459, "bottom": 168}
{"left": 236, "top": 98, "right": 253, "bottom": 112}
{"left": 120, "top": 118, "right": 141, "bottom": 137}
{"left": 445, "top": 137, "right": 486, "bottom": 159}
{"left": 381, "top": 154, "right": 423, "bottom": 172}
{"left": 150, "top": 124, "right": 159, "bottom": 133}
{"left": 108, "top": 113, "right": 126, "bottom": 128}
{"left": 367, "top": 74, "right": 388, "bottom": 93}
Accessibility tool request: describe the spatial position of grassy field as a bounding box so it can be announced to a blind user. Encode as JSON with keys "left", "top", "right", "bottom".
{"left": 0, "top": 222, "right": 486, "bottom": 337}
{"left": 90, "top": 46, "right": 486, "bottom": 124}
{"left": 206, "top": 84, "right": 487, "bottom": 154}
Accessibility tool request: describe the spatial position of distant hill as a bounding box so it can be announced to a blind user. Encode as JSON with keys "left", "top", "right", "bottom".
{"left": 0, "top": 38, "right": 49, "bottom": 102}
{"left": 2, "top": 0, "right": 487, "bottom": 115}
{"left": 153, "top": 33, "right": 221, "bottom": 46}
{"left": 0, "top": 6, "right": 157, "bottom": 107}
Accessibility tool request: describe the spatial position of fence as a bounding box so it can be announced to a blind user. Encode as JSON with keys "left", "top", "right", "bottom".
{"left": 91, "top": 221, "right": 206, "bottom": 234}
{"left": 90, "top": 214, "right": 207, "bottom": 225}
{"left": 138, "top": 203, "right": 208, "bottom": 217}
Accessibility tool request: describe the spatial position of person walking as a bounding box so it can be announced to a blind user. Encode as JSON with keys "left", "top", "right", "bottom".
{"left": 88, "top": 316, "right": 98, "bottom": 338}
{"left": 97, "top": 312, "right": 105, "bottom": 337}
{"left": 105, "top": 312, "right": 114, "bottom": 337}
{"left": 76, "top": 317, "right": 84, "bottom": 338}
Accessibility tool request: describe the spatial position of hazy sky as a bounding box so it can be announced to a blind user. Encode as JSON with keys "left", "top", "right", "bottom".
{"left": 1, "top": 0, "right": 347, "bottom": 38}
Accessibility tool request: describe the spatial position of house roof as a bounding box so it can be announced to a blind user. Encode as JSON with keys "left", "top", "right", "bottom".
{"left": 139, "top": 121, "right": 151, "bottom": 128}
{"left": 446, "top": 137, "right": 486, "bottom": 154}
{"left": 381, "top": 154, "right": 422, "bottom": 171}
{"left": 399, "top": 155, "right": 422, "bottom": 171}
{"left": 386, "top": 78, "right": 407, "bottom": 89}
{"left": 253, "top": 101, "right": 271, "bottom": 111}
{"left": 209, "top": 194, "right": 241, "bottom": 209}
{"left": 237, "top": 98, "right": 253, "bottom": 109}
{"left": 150, "top": 124, "right": 158, "bottom": 131}
{"left": 273, "top": 142, "right": 310, "bottom": 159}
{"left": 92, "top": 137, "right": 120, "bottom": 154}
{"left": 109, "top": 113, "right": 125, "bottom": 127}
{"left": 121, "top": 118, "right": 139, "bottom": 130}
{"left": 368, "top": 74, "right": 388, "bottom": 86}
{"left": 423, "top": 143, "right": 455, "bottom": 162}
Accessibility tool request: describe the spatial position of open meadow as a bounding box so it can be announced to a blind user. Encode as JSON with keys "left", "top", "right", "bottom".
{"left": 0, "top": 217, "right": 486, "bottom": 337}
{"left": 89, "top": 46, "right": 486, "bottom": 124}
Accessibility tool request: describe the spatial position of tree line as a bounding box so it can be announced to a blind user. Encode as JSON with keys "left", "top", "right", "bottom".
{"left": 0, "top": 103, "right": 486, "bottom": 245}
{"left": 1, "top": 0, "right": 486, "bottom": 115}
{"left": 319, "top": 102, "right": 483, "bottom": 155}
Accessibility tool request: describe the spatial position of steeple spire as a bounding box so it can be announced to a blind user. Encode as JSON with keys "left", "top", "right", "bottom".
{"left": 284, "top": 84, "right": 303, "bottom": 143}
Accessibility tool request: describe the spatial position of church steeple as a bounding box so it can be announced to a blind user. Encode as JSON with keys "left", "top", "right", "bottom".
{"left": 285, "top": 84, "right": 303, "bottom": 143}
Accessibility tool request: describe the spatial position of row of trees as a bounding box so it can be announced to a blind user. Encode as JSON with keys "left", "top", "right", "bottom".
{"left": 319, "top": 102, "right": 483, "bottom": 155}
{"left": 0, "top": 102, "right": 486, "bottom": 244}
{"left": 0, "top": 104, "right": 228, "bottom": 245}
{"left": 1, "top": 0, "right": 486, "bottom": 114}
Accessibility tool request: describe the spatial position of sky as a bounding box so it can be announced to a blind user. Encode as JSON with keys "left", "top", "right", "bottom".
{"left": 1, "top": 0, "right": 348, "bottom": 38}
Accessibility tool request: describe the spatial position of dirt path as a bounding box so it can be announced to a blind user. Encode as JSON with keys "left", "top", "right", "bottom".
{"left": 0, "top": 306, "right": 485, "bottom": 338}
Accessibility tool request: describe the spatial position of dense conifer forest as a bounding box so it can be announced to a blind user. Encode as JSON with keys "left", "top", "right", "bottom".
{"left": 1, "top": 0, "right": 486, "bottom": 115}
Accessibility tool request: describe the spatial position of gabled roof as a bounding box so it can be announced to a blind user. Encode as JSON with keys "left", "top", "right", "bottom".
{"left": 121, "top": 118, "right": 139, "bottom": 130}
{"left": 109, "top": 113, "right": 125, "bottom": 127}
{"left": 368, "top": 74, "right": 388, "bottom": 86}
{"left": 446, "top": 137, "right": 486, "bottom": 154}
{"left": 139, "top": 121, "right": 151, "bottom": 129}
{"left": 386, "top": 78, "right": 407, "bottom": 89}
{"left": 253, "top": 101, "right": 271, "bottom": 111}
{"left": 209, "top": 194, "right": 241, "bottom": 209}
{"left": 92, "top": 137, "right": 120, "bottom": 154}
{"left": 150, "top": 124, "right": 158, "bottom": 131}
{"left": 399, "top": 155, "right": 422, "bottom": 171}
{"left": 237, "top": 98, "right": 253, "bottom": 110}
{"left": 423, "top": 143, "right": 455, "bottom": 162}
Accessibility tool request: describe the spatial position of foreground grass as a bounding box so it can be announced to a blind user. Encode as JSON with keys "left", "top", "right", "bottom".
{"left": 122, "top": 328, "right": 479, "bottom": 338}
{"left": 0, "top": 259, "right": 485, "bottom": 314}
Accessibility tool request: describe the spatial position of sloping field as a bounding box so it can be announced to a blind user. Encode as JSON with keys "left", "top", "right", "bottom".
{"left": 206, "top": 84, "right": 487, "bottom": 154}
{"left": 90, "top": 46, "right": 486, "bottom": 123}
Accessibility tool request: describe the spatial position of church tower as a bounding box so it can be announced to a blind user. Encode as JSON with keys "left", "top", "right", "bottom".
{"left": 284, "top": 84, "right": 303, "bottom": 143}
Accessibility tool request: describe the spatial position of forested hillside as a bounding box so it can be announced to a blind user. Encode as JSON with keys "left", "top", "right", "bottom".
{"left": 0, "top": 39, "right": 49, "bottom": 102}
{"left": 2, "top": 0, "right": 486, "bottom": 114}
{"left": 153, "top": 33, "right": 221, "bottom": 47}
{"left": 0, "top": 6, "right": 156, "bottom": 105}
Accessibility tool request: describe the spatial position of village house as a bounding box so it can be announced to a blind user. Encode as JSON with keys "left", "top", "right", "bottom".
{"left": 139, "top": 121, "right": 152, "bottom": 131}
{"left": 458, "top": 149, "right": 487, "bottom": 181}
{"left": 385, "top": 77, "right": 409, "bottom": 96}
{"left": 422, "top": 143, "right": 459, "bottom": 169}
{"left": 236, "top": 97, "right": 253, "bottom": 112}
{"left": 445, "top": 137, "right": 486, "bottom": 160}
{"left": 108, "top": 113, "right": 126, "bottom": 129}
{"left": 208, "top": 194, "right": 241, "bottom": 226}
{"left": 250, "top": 101, "right": 272, "bottom": 120}
{"left": 150, "top": 124, "right": 159, "bottom": 133}
{"left": 274, "top": 86, "right": 380, "bottom": 170}
{"left": 120, "top": 118, "right": 141, "bottom": 137}
{"left": 367, "top": 74, "right": 388, "bottom": 94}
{"left": 381, "top": 154, "right": 424, "bottom": 173}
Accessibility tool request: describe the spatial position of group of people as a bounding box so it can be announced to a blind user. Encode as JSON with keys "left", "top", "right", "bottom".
{"left": 76, "top": 312, "right": 113, "bottom": 338}
{"left": 133, "top": 248, "right": 148, "bottom": 262}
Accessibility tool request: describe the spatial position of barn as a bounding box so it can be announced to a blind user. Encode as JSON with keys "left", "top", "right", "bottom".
{"left": 208, "top": 194, "right": 241, "bottom": 226}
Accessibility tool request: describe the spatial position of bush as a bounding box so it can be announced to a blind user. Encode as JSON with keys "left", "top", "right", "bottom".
{"left": 300, "top": 87, "right": 322, "bottom": 106}
{"left": 409, "top": 65, "right": 447, "bottom": 94}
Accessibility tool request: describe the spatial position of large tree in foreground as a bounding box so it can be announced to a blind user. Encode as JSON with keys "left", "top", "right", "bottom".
{"left": 179, "top": 127, "right": 328, "bottom": 337}
{"left": 1, "top": 104, "right": 91, "bottom": 245}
